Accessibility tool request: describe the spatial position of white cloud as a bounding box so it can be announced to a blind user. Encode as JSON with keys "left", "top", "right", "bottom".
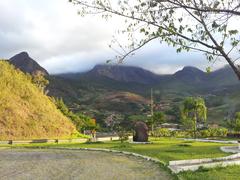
{"left": 0, "top": 0, "right": 229, "bottom": 74}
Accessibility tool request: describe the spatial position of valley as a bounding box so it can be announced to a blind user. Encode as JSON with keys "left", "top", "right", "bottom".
{"left": 49, "top": 63, "right": 240, "bottom": 128}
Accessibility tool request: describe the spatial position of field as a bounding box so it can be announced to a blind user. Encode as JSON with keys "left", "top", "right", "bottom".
{"left": 2, "top": 138, "right": 240, "bottom": 179}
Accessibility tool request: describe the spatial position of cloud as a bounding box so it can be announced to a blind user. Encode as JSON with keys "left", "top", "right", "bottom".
{"left": 0, "top": 0, "right": 228, "bottom": 74}
{"left": 0, "top": 0, "right": 115, "bottom": 59}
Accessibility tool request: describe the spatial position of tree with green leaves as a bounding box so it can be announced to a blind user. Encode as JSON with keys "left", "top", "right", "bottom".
{"left": 181, "top": 97, "right": 207, "bottom": 138}
{"left": 69, "top": 0, "right": 240, "bottom": 79}
{"left": 227, "top": 112, "right": 240, "bottom": 132}
{"left": 233, "top": 112, "right": 240, "bottom": 132}
{"left": 148, "top": 111, "right": 166, "bottom": 132}
{"left": 52, "top": 97, "right": 98, "bottom": 133}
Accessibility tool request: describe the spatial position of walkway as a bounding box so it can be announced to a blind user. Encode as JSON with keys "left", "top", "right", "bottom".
{"left": 0, "top": 149, "right": 173, "bottom": 180}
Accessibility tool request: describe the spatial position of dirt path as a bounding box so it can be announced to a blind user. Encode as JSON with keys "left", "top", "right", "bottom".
{"left": 0, "top": 149, "right": 173, "bottom": 180}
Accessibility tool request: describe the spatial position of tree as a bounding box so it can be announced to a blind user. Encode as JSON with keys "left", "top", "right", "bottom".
{"left": 105, "top": 113, "right": 123, "bottom": 131}
{"left": 115, "top": 117, "right": 131, "bottom": 143}
{"left": 148, "top": 111, "right": 166, "bottom": 132}
{"left": 233, "top": 112, "right": 240, "bottom": 132}
{"left": 69, "top": 0, "right": 240, "bottom": 79}
{"left": 52, "top": 97, "right": 98, "bottom": 133}
{"left": 227, "top": 112, "right": 240, "bottom": 132}
{"left": 181, "top": 97, "right": 207, "bottom": 138}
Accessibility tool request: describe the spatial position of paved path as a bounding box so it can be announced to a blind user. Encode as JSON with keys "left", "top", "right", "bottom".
{"left": 0, "top": 149, "right": 173, "bottom": 180}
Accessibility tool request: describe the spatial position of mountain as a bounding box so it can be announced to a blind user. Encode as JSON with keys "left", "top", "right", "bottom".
{"left": 54, "top": 63, "right": 240, "bottom": 126}
{"left": 208, "top": 66, "right": 239, "bottom": 86}
{"left": 7, "top": 52, "right": 240, "bottom": 127}
{"left": 0, "top": 61, "right": 75, "bottom": 140}
{"left": 173, "top": 66, "right": 207, "bottom": 83}
{"left": 61, "top": 64, "right": 161, "bottom": 84}
{"left": 10, "top": 52, "right": 49, "bottom": 76}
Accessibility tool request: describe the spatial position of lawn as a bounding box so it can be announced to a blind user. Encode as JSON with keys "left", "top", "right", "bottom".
{"left": 9, "top": 137, "right": 231, "bottom": 163}
{"left": 2, "top": 137, "right": 239, "bottom": 180}
{"left": 179, "top": 165, "right": 240, "bottom": 180}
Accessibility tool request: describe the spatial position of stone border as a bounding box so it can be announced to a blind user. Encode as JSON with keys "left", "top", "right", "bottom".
{"left": 0, "top": 136, "right": 133, "bottom": 145}
{"left": 168, "top": 147, "right": 240, "bottom": 173}
{"left": 180, "top": 138, "right": 238, "bottom": 144}
{"left": 221, "top": 146, "right": 240, "bottom": 153}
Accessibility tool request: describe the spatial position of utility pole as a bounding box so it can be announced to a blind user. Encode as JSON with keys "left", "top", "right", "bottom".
{"left": 150, "top": 88, "right": 154, "bottom": 132}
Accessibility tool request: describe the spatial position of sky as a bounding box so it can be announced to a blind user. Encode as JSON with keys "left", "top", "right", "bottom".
{"left": 0, "top": 0, "right": 227, "bottom": 74}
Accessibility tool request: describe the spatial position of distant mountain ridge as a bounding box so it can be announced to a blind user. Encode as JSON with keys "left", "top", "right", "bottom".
{"left": 8, "top": 52, "right": 239, "bottom": 88}
{"left": 59, "top": 64, "right": 238, "bottom": 88}
{"left": 86, "top": 64, "right": 161, "bottom": 84}
{"left": 10, "top": 52, "right": 49, "bottom": 76}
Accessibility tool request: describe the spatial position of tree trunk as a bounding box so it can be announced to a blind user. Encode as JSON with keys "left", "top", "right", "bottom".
{"left": 193, "top": 112, "right": 197, "bottom": 139}
{"left": 151, "top": 124, "right": 154, "bottom": 135}
{"left": 218, "top": 47, "right": 240, "bottom": 80}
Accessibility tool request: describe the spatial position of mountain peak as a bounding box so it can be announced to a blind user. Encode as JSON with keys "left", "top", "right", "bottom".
{"left": 88, "top": 64, "right": 159, "bottom": 84}
{"left": 15, "top": 51, "right": 29, "bottom": 58}
{"left": 181, "top": 66, "right": 204, "bottom": 72}
{"left": 10, "top": 52, "right": 48, "bottom": 76}
{"left": 174, "top": 66, "right": 206, "bottom": 83}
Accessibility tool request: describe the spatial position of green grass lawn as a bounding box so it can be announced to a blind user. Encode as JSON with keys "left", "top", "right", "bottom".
{"left": 1, "top": 137, "right": 239, "bottom": 180}
{"left": 179, "top": 165, "right": 240, "bottom": 180}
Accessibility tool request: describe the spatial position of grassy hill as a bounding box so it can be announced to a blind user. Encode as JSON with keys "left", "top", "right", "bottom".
{"left": 0, "top": 61, "right": 76, "bottom": 140}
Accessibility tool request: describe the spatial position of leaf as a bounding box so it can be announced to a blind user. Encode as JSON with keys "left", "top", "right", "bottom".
{"left": 206, "top": 67, "right": 211, "bottom": 73}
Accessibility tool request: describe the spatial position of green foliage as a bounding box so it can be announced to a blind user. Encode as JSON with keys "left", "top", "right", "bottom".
{"left": 153, "top": 127, "right": 228, "bottom": 138}
{"left": 111, "top": 115, "right": 132, "bottom": 142}
{"left": 235, "top": 112, "right": 240, "bottom": 132}
{"left": 153, "top": 111, "right": 166, "bottom": 125}
{"left": 227, "top": 112, "right": 240, "bottom": 132}
{"left": 153, "top": 128, "right": 171, "bottom": 137}
{"left": 198, "top": 128, "right": 228, "bottom": 138}
{"left": 148, "top": 111, "right": 166, "bottom": 132}
{"left": 181, "top": 97, "right": 207, "bottom": 138}
{"left": 52, "top": 97, "right": 98, "bottom": 132}
{"left": 0, "top": 61, "right": 76, "bottom": 140}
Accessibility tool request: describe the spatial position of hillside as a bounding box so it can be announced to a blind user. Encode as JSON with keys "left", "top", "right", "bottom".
{"left": 0, "top": 61, "right": 76, "bottom": 140}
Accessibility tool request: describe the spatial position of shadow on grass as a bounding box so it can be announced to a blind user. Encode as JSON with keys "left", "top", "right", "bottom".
{"left": 112, "top": 143, "right": 132, "bottom": 149}
{"left": 84, "top": 141, "right": 105, "bottom": 144}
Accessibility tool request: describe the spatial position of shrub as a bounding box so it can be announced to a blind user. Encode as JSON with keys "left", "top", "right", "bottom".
{"left": 153, "top": 128, "right": 171, "bottom": 137}
{"left": 199, "top": 128, "right": 228, "bottom": 137}
{"left": 171, "top": 130, "right": 192, "bottom": 138}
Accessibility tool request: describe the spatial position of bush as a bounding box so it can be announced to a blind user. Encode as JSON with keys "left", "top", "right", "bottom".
{"left": 171, "top": 130, "right": 192, "bottom": 138}
{"left": 199, "top": 128, "right": 228, "bottom": 138}
{"left": 153, "top": 128, "right": 171, "bottom": 137}
{"left": 152, "top": 128, "right": 228, "bottom": 138}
